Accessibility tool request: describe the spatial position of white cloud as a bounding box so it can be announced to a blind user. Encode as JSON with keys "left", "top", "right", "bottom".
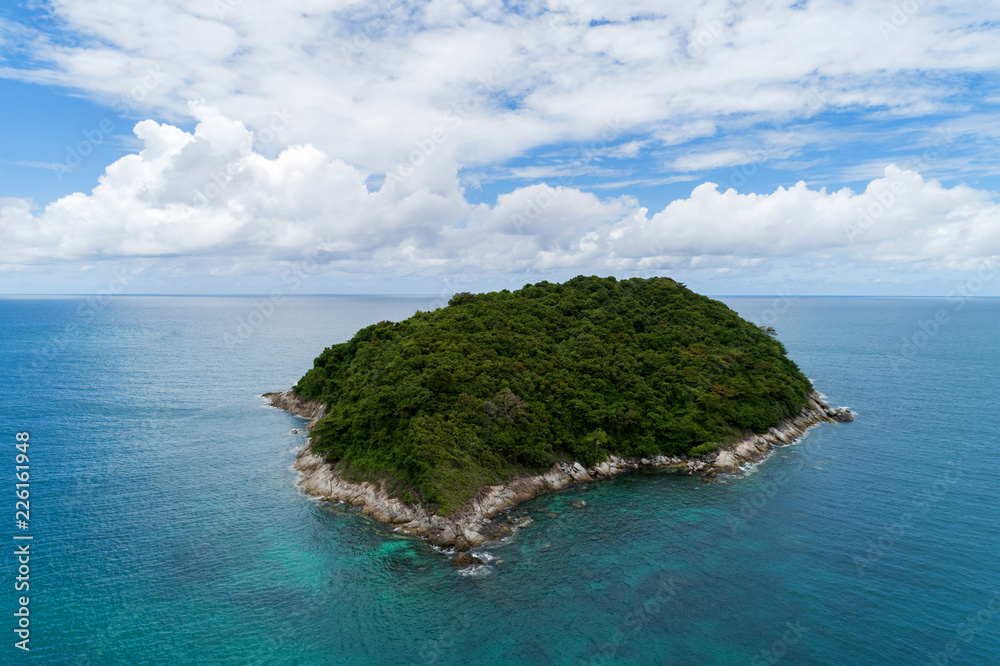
{"left": 602, "top": 168, "right": 1000, "bottom": 264}
{"left": 4, "top": 0, "right": 1000, "bottom": 173}
{"left": 2, "top": 1, "right": 1000, "bottom": 292}
{"left": 672, "top": 149, "right": 759, "bottom": 172}
{"left": 1, "top": 109, "right": 997, "bottom": 285}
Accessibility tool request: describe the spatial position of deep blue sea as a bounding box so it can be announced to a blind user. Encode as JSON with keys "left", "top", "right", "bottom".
{"left": 1, "top": 295, "right": 998, "bottom": 665}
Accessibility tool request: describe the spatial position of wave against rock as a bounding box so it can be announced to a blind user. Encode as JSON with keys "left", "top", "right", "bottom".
{"left": 265, "top": 390, "right": 851, "bottom": 555}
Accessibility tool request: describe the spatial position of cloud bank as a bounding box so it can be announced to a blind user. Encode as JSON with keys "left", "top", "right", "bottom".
{"left": 2, "top": 1, "right": 999, "bottom": 292}
{"left": 2, "top": 108, "right": 997, "bottom": 282}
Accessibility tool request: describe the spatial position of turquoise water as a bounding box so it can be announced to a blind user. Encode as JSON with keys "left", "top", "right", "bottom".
{"left": 1, "top": 295, "right": 998, "bottom": 664}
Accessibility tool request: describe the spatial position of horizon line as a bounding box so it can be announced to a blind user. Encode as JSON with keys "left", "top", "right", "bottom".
{"left": 1, "top": 293, "right": 997, "bottom": 299}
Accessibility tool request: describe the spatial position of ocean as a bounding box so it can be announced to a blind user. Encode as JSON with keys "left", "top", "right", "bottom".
{"left": 1, "top": 294, "right": 998, "bottom": 665}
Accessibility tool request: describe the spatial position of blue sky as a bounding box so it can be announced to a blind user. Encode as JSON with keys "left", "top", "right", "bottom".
{"left": 1, "top": 0, "right": 999, "bottom": 296}
{"left": 0, "top": 78, "right": 147, "bottom": 204}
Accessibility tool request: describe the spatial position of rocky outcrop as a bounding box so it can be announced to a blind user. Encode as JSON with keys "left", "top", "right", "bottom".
{"left": 265, "top": 390, "right": 851, "bottom": 551}
{"left": 706, "top": 393, "right": 850, "bottom": 473}
{"left": 263, "top": 390, "right": 327, "bottom": 429}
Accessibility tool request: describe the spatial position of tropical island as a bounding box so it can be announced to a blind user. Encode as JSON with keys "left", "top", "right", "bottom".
{"left": 266, "top": 276, "right": 851, "bottom": 566}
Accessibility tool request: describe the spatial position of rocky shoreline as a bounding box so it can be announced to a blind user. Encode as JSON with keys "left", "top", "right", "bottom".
{"left": 264, "top": 389, "right": 851, "bottom": 566}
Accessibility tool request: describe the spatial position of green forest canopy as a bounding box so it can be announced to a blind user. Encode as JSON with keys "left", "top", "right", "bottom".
{"left": 294, "top": 276, "right": 813, "bottom": 514}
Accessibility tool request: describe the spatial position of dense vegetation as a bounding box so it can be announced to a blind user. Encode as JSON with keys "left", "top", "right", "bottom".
{"left": 294, "top": 276, "right": 813, "bottom": 513}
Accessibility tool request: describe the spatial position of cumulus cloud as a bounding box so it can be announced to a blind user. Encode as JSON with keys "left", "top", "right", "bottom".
{"left": 2, "top": 109, "right": 997, "bottom": 282}
{"left": 1, "top": 105, "right": 471, "bottom": 263}
{"left": 2, "top": 1, "right": 1000, "bottom": 291}
{"left": 598, "top": 169, "right": 1000, "bottom": 265}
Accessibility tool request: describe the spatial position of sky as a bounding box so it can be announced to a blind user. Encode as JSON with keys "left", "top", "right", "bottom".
{"left": 1, "top": 0, "right": 999, "bottom": 297}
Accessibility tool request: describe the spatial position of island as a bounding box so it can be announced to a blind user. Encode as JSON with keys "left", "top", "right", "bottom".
{"left": 266, "top": 276, "right": 851, "bottom": 566}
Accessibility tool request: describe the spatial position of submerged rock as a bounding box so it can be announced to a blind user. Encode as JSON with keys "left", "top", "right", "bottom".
{"left": 451, "top": 552, "right": 482, "bottom": 568}
{"left": 477, "top": 520, "right": 513, "bottom": 541}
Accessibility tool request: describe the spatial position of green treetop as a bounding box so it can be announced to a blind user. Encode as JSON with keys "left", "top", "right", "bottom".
{"left": 293, "top": 276, "right": 812, "bottom": 513}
